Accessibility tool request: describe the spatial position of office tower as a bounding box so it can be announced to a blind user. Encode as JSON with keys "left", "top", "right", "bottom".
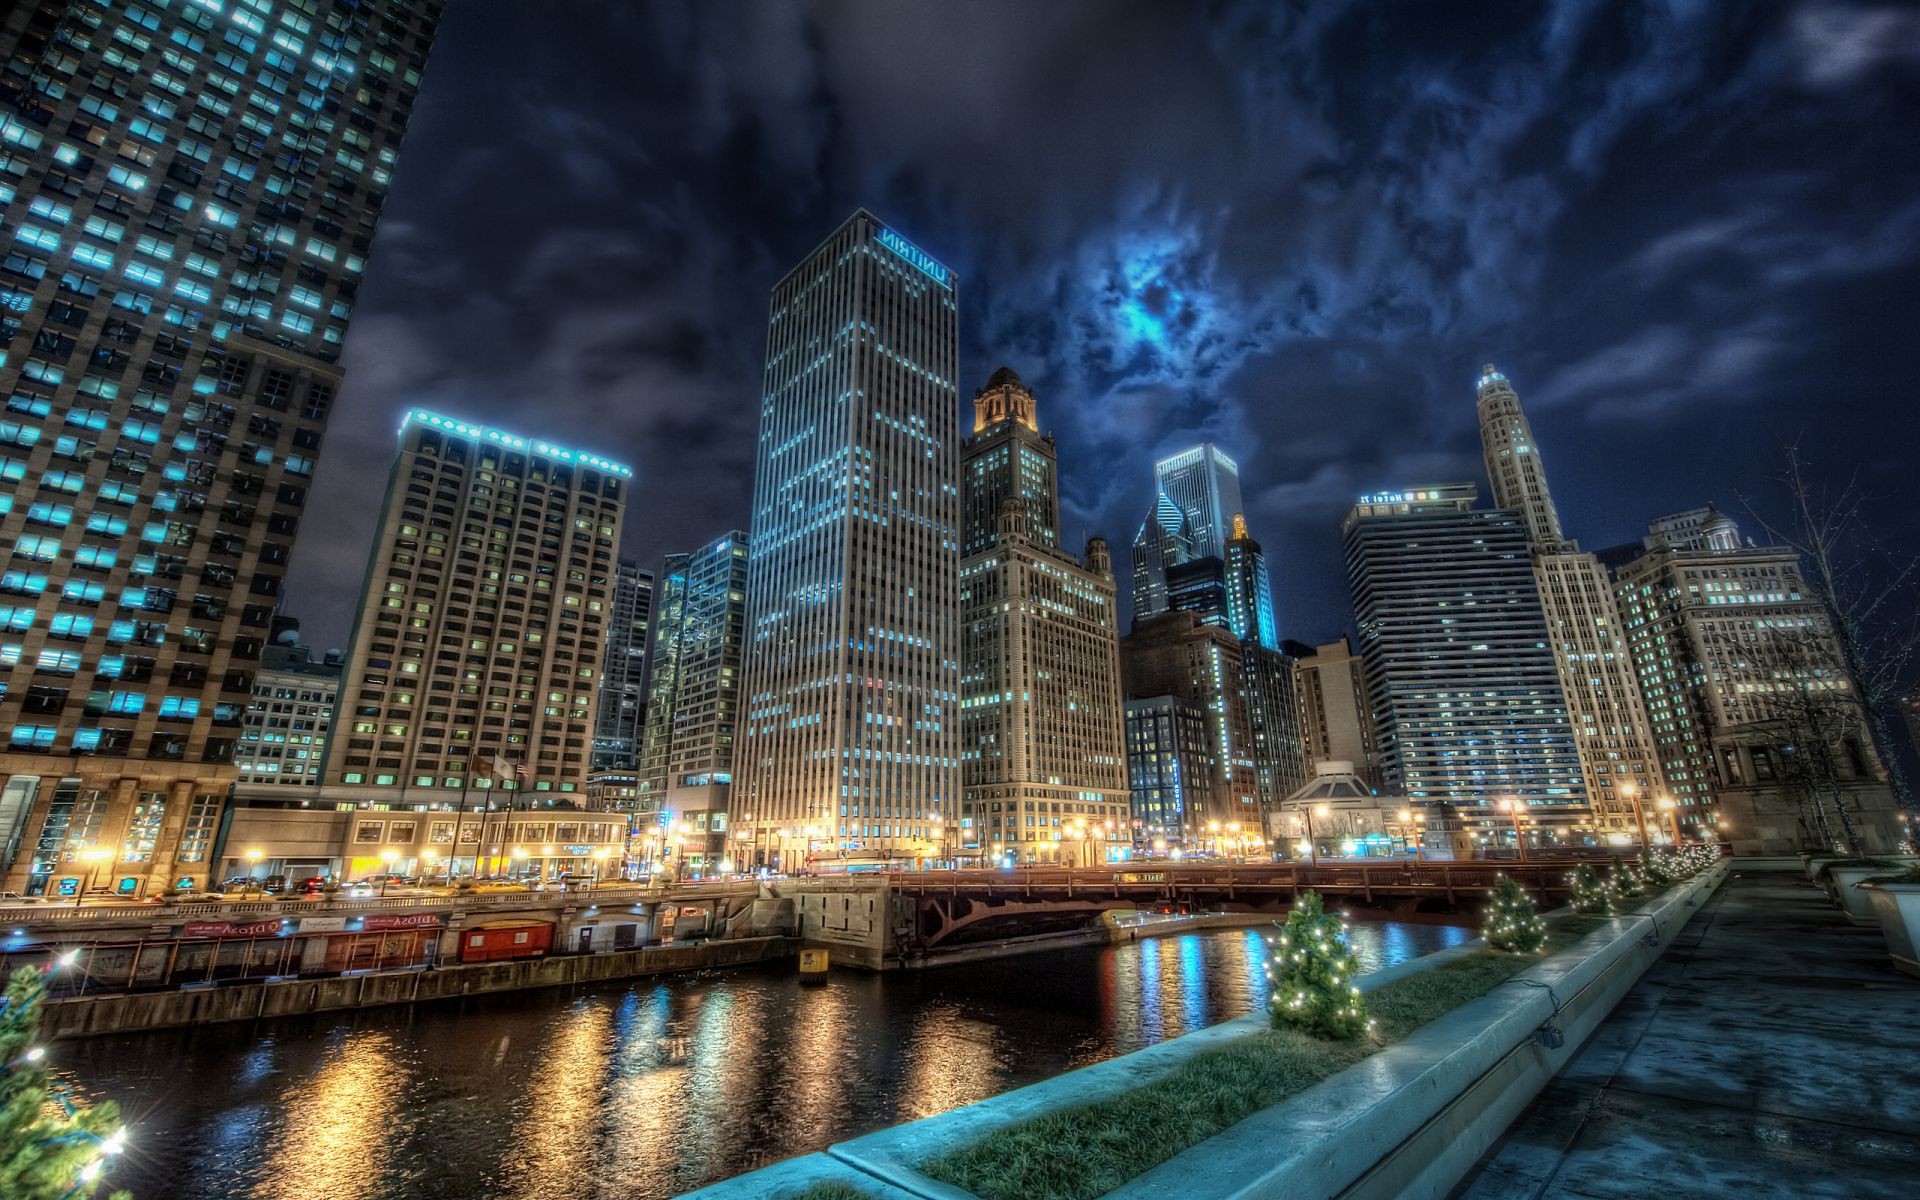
{"left": 736, "top": 211, "right": 959, "bottom": 869}
{"left": 319, "top": 410, "right": 630, "bottom": 820}
{"left": 1166, "top": 555, "right": 1229, "bottom": 627}
{"left": 1156, "top": 444, "right": 1244, "bottom": 559}
{"left": 1614, "top": 512, "right": 1901, "bottom": 854}
{"left": 1120, "top": 610, "right": 1260, "bottom": 842}
{"left": 960, "top": 367, "right": 1056, "bottom": 555}
{"left": 1130, "top": 490, "right": 1193, "bottom": 622}
{"left": 1224, "top": 514, "right": 1279, "bottom": 650}
{"left": 1288, "top": 637, "right": 1378, "bottom": 786}
{"left": 590, "top": 559, "right": 652, "bottom": 771}
{"left": 233, "top": 639, "right": 341, "bottom": 795}
{"left": 958, "top": 370, "right": 1127, "bottom": 866}
{"left": 0, "top": 1, "right": 442, "bottom": 895}
{"left": 1242, "top": 641, "right": 1307, "bottom": 815}
{"left": 1343, "top": 485, "right": 1586, "bottom": 830}
{"left": 1124, "top": 695, "right": 1213, "bottom": 850}
{"left": 637, "top": 531, "right": 748, "bottom": 867}
{"left": 1475, "top": 365, "right": 1667, "bottom": 838}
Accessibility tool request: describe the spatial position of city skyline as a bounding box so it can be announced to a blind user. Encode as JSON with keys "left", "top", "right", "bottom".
{"left": 270, "top": 3, "right": 1920, "bottom": 661}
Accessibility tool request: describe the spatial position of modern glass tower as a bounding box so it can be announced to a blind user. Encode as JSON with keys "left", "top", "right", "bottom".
{"left": 1156, "top": 444, "right": 1243, "bottom": 559}
{"left": 1129, "top": 489, "right": 1192, "bottom": 622}
{"left": 1343, "top": 485, "right": 1586, "bottom": 828}
{"left": 0, "top": 0, "right": 442, "bottom": 895}
{"left": 636, "top": 531, "right": 748, "bottom": 867}
{"left": 590, "top": 559, "right": 652, "bottom": 772}
{"left": 1224, "top": 513, "right": 1278, "bottom": 650}
{"left": 736, "top": 211, "right": 959, "bottom": 869}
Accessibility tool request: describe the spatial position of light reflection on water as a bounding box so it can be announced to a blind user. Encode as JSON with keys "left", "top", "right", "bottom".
{"left": 62, "top": 920, "right": 1472, "bottom": 1200}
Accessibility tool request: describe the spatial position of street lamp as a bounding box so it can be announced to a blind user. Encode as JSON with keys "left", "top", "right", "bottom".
{"left": 1302, "top": 804, "right": 1331, "bottom": 864}
{"left": 510, "top": 846, "right": 528, "bottom": 880}
{"left": 421, "top": 849, "right": 440, "bottom": 885}
{"left": 75, "top": 846, "right": 113, "bottom": 908}
{"left": 1656, "top": 795, "right": 1680, "bottom": 846}
{"left": 589, "top": 847, "right": 611, "bottom": 891}
{"left": 1621, "top": 781, "right": 1649, "bottom": 854}
{"left": 1496, "top": 799, "right": 1529, "bottom": 862}
{"left": 378, "top": 848, "right": 399, "bottom": 896}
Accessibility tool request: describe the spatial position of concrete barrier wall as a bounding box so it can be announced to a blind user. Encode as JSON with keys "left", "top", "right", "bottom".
{"left": 686, "top": 863, "right": 1728, "bottom": 1200}
{"left": 42, "top": 935, "right": 795, "bottom": 1039}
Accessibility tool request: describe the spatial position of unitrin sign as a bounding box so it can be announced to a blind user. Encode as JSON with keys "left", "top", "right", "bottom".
{"left": 875, "top": 226, "right": 951, "bottom": 288}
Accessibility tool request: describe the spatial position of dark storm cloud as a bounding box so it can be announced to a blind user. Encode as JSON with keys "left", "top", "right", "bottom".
{"left": 286, "top": 0, "right": 1920, "bottom": 651}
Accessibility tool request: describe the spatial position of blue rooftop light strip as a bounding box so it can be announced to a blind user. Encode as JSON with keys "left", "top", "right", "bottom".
{"left": 398, "top": 409, "right": 634, "bottom": 477}
{"left": 874, "top": 226, "right": 952, "bottom": 289}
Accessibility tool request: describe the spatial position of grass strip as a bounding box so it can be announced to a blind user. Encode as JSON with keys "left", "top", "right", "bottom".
{"left": 922, "top": 915, "right": 1609, "bottom": 1200}
{"left": 779, "top": 1184, "right": 876, "bottom": 1200}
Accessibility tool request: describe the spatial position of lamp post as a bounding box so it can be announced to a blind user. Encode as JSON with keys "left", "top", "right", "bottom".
{"left": 75, "top": 846, "right": 113, "bottom": 908}
{"left": 378, "top": 848, "right": 398, "bottom": 896}
{"left": 243, "top": 847, "right": 264, "bottom": 890}
{"left": 1497, "top": 799, "right": 1528, "bottom": 862}
{"left": 1302, "top": 804, "right": 1331, "bottom": 864}
{"left": 589, "top": 848, "right": 610, "bottom": 891}
{"left": 1621, "top": 781, "right": 1649, "bottom": 855}
{"left": 1657, "top": 795, "right": 1681, "bottom": 846}
{"left": 421, "top": 849, "right": 440, "bottom": 887}
{"left": 510, "top": 846, "right": 528, "bottom": 881}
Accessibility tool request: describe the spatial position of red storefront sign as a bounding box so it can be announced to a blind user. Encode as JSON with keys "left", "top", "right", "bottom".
{"left": 180, "top": 919, "right": 288, "bottom": 939}
{"left": 363, "top": 913, "right": 444, "bottom": 931}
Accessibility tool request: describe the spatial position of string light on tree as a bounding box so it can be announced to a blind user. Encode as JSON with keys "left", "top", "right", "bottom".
{"left": 1483, "top": 875, "right": 1547, "bottom": 953}
{"left": 1609, "top": 855, "right": 1646, "bottom": 900}
{"left": 1265, "top": 891, "right": 1373, "bottom": 1040}
{"left": 0, "top": 964, "right": 131, "bottom": 1199}
{"left": 1569, "top": 861, "right": 1612, "bottom": 915}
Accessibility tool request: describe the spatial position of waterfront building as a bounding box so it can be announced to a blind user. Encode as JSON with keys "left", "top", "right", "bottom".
{"left": 317, "top": 410, "right": 631, "bottom": 845}
{"left": 589, "top": 559, "right": 652, "bottom": 772}
{"left": 957, "top": 370, "right": 1127, "bottom": 866}
{"left": 1120, "top": 610, "right": 1260, "bottom": 843}
{"left": 1243, "top": 640, "right": 1307, "bottom": 819}
{"left": 0, "top": 0, "right": 443, "bottom": 895}
{"left": 736, "top": 211, "right": 959, "bottom": 869}
{"left": 637, "top": 532, "right": 749, "bottom": 869}
{"left": 1343, "top": 485, "right": 1586, "bottom": 834}
{"left": 233, "top": 640, "right": 341, "bottom": 794}
{"left": 1476, "top": 365, "right": 1666, "bottom": 841}
{"left": 1123, "top": 694, "right": 1214, "bottom": 852}
{"left": 1612, "top": 512, "right": 1902, "bottom": 854}
{"left": 1289, "top": 637, "right": 1378, "bottom": 787}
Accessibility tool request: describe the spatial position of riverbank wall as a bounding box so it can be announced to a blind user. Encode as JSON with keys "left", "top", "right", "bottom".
{"left": 42, "top": 934, "right": 796, "bottom": 1039}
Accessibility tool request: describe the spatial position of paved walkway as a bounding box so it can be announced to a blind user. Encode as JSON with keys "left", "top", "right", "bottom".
{"left": 1455, "top": 865, "right": 1920, "bottom": 1200}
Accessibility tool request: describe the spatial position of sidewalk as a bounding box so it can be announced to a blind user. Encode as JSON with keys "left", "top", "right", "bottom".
{"left": 1454, "top": 865, "right": 1920, "bottom": 1200}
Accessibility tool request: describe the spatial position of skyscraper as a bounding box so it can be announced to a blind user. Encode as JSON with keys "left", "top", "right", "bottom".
{"left": 1130, "top": 490, "right": 1193, "bottom": 622}
{"left": 1343, "top": 485, "right": 1586, "bottom": 829}
{"left": 958, "top": 369, "right": 1127, "bottom": 866}
{"left": 638, "top": 531, "right": 748, "bottom": 868}
{"left": 1289, "top": 637, "right": 1377, "bottom": 786}
{"left": 1613, "top": 512, "right": 1902, "bottom": 854}
{"left": 590, "top": 559, "right": 652, "bottom": 771}
{"left": 1120, "top": 610, "right": 1261, "bottom": 843}
{"left": 1156, "top": 444, "right": 1244, "bottom": 559}
{"left": 0, "top": 1, "right": 442, "bottom": 894}
{"left": 1224, "top": 514, "right": 1279, "bottom": 651}
{"left": 736, "top": 211, "right": 959, "bottom": 869}
{"left": 1476, "top": 365, "right": 1666, "bottom": 837}
{"left": 318, "top": 410, "right": 631, "bottom": 830}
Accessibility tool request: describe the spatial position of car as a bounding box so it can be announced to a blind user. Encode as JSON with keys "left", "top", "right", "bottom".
{"left": 0, "top": 891, "right": 44, "bottom": 905}
{"left": 344, "top": 882, "right": 375, "bottom": 898}
{"left": 295, "top": 876, "right": 330, "bottom": 896}
{"left": 260, "top": 875, "right": 287, "bottom": 895}
{"left": 472, "top": 882, "right": 530, "bottom": 894}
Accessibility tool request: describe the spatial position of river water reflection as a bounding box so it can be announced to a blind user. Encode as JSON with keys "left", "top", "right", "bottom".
{"left": 63, "top": 921, "right": 1471, "bottom": 1199}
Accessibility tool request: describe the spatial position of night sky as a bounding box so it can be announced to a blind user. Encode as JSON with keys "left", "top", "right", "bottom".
{"left": 283, "top": 1, "right": 1920, "bottom": 654}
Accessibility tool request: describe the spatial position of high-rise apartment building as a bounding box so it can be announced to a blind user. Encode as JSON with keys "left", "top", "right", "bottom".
{"left": 1288, "top": 637, "right": 1377, "bottom": 785}
{"left": 638, "top": 531, "right": 748, "bottom": 866}
{"left": 233, "top": 640, "right": 340, "bottom": 794}
{"left": 0, "top": 1, "right": 442, "bottom": 894}
{"left": 957, "top": 369, "right": 1127, "bottom": 866}
{"left": 1476, "top": 365, "right": 1665, "bottom": 837}
{"left": 318, "top": 410, "right": 630, "bottom": 821}
{"left": 1343, "top": 485, "right": 1586, "bottom": 829}
{"left": 589, "top": 559, "right": 652, "bottom": 771}
{"left": 1120, "top": 610, "right": 1261, "bottom": 842}
{"left": 1613, "top": 512, "right": 1901, "bottom": 854}
{"left": 736, "top": 211, "right": 959, "bottom": 869}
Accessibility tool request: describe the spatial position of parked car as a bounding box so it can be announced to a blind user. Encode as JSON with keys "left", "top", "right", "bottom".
{"left": 296, "top": 876, "right": 330, "bottom": 896}
{"left": 0, "top": 891, "right": 44, "bottom": 904}
{"left": 261, "top": 875, "right": 288, "bottom": 895}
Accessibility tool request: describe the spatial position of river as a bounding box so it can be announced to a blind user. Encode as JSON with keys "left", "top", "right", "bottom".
{"left": 59, "top": 920, "right": 1473, "bottom": 1200}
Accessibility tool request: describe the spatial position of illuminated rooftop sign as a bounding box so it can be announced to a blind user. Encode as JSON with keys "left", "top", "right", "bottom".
{"left": 399, "top": 409, "right": 634, "bottom": 477}
{"left": 875, "top": 226, "right": 951, "bottom": 289}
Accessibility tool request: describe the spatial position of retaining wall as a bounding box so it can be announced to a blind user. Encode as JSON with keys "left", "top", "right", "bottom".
{"left": 41, "top": 935, "right": 795, "bottom": 1039}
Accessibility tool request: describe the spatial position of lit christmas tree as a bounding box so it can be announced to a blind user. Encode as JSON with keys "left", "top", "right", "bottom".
{"left": 1265, "top": 891, "right": 1372, "bottom": 1040}
{"left": 1483, "top": 876, "right": 1547, "bottom": 953}
{"left": 1640, "top": 847, "right": 1674, "bottom": 887}
{"left": 1569, "top": 861, "right": 1612, "bottom": 915}
{"left": 1609, "top": 855, "right": 1645, "bottom": 900}
{"left": 0, "top": 966, "right": 130, "bottom": 1200}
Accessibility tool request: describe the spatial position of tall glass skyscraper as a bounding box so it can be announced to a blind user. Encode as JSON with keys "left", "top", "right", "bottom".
{"left": 0, "top": 1, "right": 442, "bottom": 895}
{"left": 637, "top": 531, "right": 747, "bottom": 867}
{"left": 1156, "top": 444, "right": 1243, "bottom": 560}
{"left": 590, "top": 559, "right": 652, "bottom": 771}
{"left": 736, "top": 211, "right": 959, "bottom": 869}
{"left": 1343, "top": 484, "right": 1586, "bottom": 827}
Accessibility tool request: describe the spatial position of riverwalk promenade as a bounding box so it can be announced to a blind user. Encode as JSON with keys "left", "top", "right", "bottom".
{"left": 1456, "top": 865, "right": 1920, "bottom": 1199}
